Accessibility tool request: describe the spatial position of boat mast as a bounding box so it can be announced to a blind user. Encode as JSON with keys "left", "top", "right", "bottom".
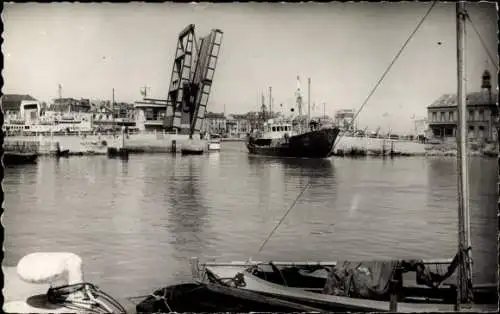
{"left": 296, "top": 76, "right": 302, "bottom": 116}
{"left": 58, "top": 84, "right": 62, "bottom": 111}
{"left": 269, "top": 86, "right": 272, "bottom": 118}
{"left": 455, "top": 1, "right": 474, "bottom": 309}
{"left": 112, "top": 88, "right": 116, "bottom": 133}
{"left": 307, "top": 77, "right": 311, "bottom": 124}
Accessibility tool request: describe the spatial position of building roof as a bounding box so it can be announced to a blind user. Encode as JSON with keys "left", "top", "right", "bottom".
{"left": 1, "top": 94, "right": 38, "bottom": 111}
{"left": 427, "top": 91, "right": 498, "bottom": 108}
{"left": 206, "top": 112, "right": 225, "bottom": 119}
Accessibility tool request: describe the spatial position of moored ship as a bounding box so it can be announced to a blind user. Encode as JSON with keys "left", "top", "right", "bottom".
{"left": 247, "top": 75, "right": 339, "bottom": 159}
{"left": 247, "top": 118, "right": 339, "bottom": 158}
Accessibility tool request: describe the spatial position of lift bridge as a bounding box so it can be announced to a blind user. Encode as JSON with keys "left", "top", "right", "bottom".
{"left": 163, "top": 24, "right": 223, "bottom": 137}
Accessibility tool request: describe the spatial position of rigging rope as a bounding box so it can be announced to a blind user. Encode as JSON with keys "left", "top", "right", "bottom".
{"left": 255, "top": 182, "right": 311, "bottom": 254}
{"left": 250, "top": 1, "right": 438, "bottom": 258}
{"left": 332, "top": 0, "right": 438, "bottom": 149}
{"left": 465, "top": 12, "right": 499, "bottom": 71}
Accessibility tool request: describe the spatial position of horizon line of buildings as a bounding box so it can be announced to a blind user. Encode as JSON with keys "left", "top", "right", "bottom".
{"left": 1, "top": 68, "right": 497, "bottom": 141}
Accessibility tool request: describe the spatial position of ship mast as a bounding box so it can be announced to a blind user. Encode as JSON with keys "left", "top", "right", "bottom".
{"left": 269, "top": 86, "right": 272, "bottom": 118}
{"left": 58, "top": 84, "right": 63, "bottom": 112}
{"left": 296, "top": 76, "right": 302, "bottom": 116}
{"left": 455, "top": 1, "right": 474, "bottom": 309}
{"left": 112, "top": 88, "right": 116, "bottom": 133}
{"left": 307, "top": 77, "right": 311, "bottom": 125}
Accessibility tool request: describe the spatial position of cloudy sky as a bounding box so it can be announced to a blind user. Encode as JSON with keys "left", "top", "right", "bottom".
{"left": 2, "top": 2, "right": 497, "bottom": 132}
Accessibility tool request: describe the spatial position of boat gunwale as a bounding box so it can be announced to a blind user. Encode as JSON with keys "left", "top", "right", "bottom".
{"left": 200, "top": 266, "right": 461, "bottom": 313}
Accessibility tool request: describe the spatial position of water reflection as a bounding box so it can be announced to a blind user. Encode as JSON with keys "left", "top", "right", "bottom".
{"left": 426, "top": 157, "right": 497, "bottom": 283}
{"left": 3, "top": 145, "right": 496, "bottom": 297}
{"left": 167, "top": 156, "right": 211, "bottom": 261}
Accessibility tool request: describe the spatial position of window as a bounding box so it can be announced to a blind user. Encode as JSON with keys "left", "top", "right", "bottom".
{"left": 468, "top": 110, "right": 474, "bottom": 121}
{"left": 440, "top": 112, "right": 445, "bottom": 121}
{"left": 448, "top": 111, "right": 454, "bottom": 121}
{"left": 432, "top": 112, "right": 437, "bottom": 121}
{"left": 478, "top": 109, "right": 484, "bottom": 121}
{"left": 272, "top": 127, "right": 276, "bottom": 131}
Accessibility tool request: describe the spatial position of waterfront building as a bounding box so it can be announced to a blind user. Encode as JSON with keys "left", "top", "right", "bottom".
{"left": 427, "top": 69, "right": 498, "bottom": 142}
{"left": 204, "top": 112, "right": 226, "bottom": 134}
{"left": 51, "top": 97, "right": 91, "bottom": 112}
{"left": 1, "top": 94, "right": 44, "bottom": 134}
{"left": 413, "top": 118, "right": 429, "bottom": 137}
{"left": 90, "top": 101, "right": 135, "bottom": 131}
{"left": 1, "top": 94, "right": 39, "bottom": 118}
{"left": 134, "top": 99, "right": 167, "bottom": 132}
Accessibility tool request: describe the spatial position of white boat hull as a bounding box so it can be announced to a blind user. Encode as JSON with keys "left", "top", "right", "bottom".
{"left": 208, "top": 142, "right": 221, "bottom": 151}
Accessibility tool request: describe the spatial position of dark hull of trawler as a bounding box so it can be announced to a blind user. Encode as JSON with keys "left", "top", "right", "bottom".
{"left": 247, "top": 128, "right": 339, "bottom": 158}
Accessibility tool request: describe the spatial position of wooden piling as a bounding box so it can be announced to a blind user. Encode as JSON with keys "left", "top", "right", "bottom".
{"left": 172, "top": 140, "right": 177, "bottom": 153}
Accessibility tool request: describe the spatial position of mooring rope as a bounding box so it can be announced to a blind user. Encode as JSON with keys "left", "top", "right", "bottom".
{"left": 254, "top": 182, "right": 311, "bottom": 255}
{"left": 332, "top": 0, "right": 438, "bottom": 150}
{"left": 47, "top": 282, "right": 126, "bottom": 313}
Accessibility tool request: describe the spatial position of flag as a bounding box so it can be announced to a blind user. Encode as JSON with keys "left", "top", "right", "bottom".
{"left": 382, "top": 112, "right": 389, "bottom": 117}
{"left": 280, "top": 103, "right": 283, "bottom": 107}
{"left": 140, "top": 88, "right": 146, "bottom": 97}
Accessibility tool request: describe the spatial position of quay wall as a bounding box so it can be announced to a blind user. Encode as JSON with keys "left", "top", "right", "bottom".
{"left": 4, "top": 133, "right": 208, "bottom": 155}
{"left": 334, "top": 136, "right": 425, "bottom": 156}
{"left": 333, "top": 136, "right": 498, "bottom": 157}
{"left": 3, "top": 134, "right": 497, "bottom": 157}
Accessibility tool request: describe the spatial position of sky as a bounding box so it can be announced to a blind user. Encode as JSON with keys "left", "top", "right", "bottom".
{"left": 2, "top": 2, "right": 498, "bottom": 133}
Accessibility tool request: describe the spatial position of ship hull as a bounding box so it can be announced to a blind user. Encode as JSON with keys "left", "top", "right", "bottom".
{"left": 247, "top": 128, "right": 339, "bottom": 158}
{"left": 3, "top": 152, "right": 38, "bottom": 165}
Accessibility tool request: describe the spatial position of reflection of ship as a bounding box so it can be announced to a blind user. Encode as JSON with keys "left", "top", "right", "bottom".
{"left": 247, "top": 154, "right": 334, "bottom": 178}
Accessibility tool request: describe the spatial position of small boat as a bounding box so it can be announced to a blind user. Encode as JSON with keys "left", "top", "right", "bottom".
{"left": 135, "top": 282, "right": 325, "bottom": 313}
{"left": 181, "top": 257, "right": 496, "bottom": 312}
{"left": 2, "top": 151, "right": 38, "bottom": 165}
{"left": 56, "top": 149, "right": 70, "bottom": 158}
{"left": 247, "top": 118, "right": 339, "bottom": 158}
{"left": 207, "top": 134, "right": 221, "bottom": 151}
{"left": 107, "top": 147, "right": 129, "bottom": 159}
{"left": 181, "top": 141, "right": 205, "bottom": 155}
{"left": 181, "top": 148, "right": 204, "bottom": 155}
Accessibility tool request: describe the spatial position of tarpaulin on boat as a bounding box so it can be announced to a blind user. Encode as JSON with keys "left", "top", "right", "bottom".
{"left": 323, "top": 255, "right": 459, "bottom": 300}
{"left": 323, "top": 260, "right": 400, "bottom": 300}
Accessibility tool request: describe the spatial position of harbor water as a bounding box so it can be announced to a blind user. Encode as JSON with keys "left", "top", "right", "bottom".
{"left": 2, "top": 141, "right": 497, "bottom": 300}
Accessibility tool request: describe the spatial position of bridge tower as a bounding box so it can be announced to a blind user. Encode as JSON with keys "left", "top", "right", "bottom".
{"left": 164, "top": 24, "right": 223, "bottom": 137}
